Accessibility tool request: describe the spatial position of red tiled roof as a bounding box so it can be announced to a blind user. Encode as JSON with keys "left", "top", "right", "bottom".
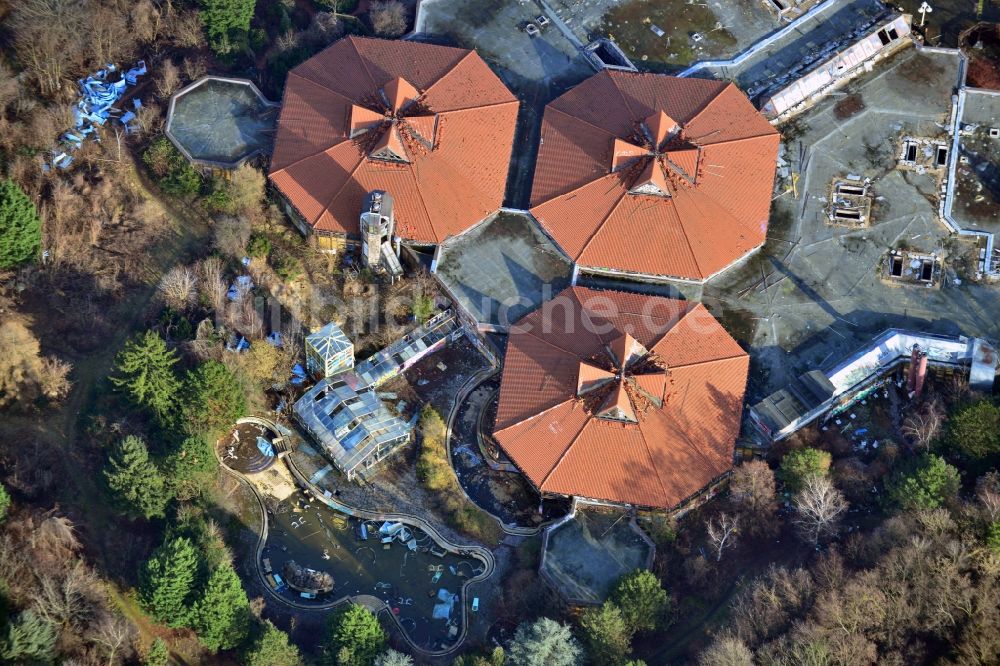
{"left": 494, "top": 286, "right": 748, "bottom": 509}
{"left": 270, "top": 37, "right": 519, "bottom": 244}
{"left": 529, "top": 71, "right": 780, "bottom": 280}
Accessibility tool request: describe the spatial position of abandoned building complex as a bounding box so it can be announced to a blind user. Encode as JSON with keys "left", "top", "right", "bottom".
{"left": 149, "top": 0, "right": 1000, "bottom": 531}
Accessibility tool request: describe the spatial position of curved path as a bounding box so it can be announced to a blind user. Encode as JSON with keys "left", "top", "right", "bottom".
{"left": 220, "top": 418, "right": 496, "bottom": 658}
{"left": 445, "top": 367, "right": 572, "bottom": 537}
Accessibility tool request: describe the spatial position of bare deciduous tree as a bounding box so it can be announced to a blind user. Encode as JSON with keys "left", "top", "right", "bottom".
{"left": 370, "top": 1, "right": 408, "bottom": 38}
{"left": 902, "top": 399, "right": 944, "bottom": 451}
{"left": 707, "top": 512, "right": 740, "bottom": 562}
{"left": 89, "top": 613, "right": 137, "bottom": 665}
{"left": 200, "top": 257, "right": 227, "bottom": 313}
{"left": 792, "top": 476, "right": 848, "bottom": 545}
{"left": 158, "top": 265, "right": 198, "bottom": 311}
{"left": 976, "top": 472, "right": 1000, "bottom": 522}
{"left": 156, "top": 60, "right": 181, "bottom": 99}
{"left": 698, "top": 633, "right": 754, "bottom": 666}
{"left": 729, "top": 459, "right": 778, "bottom": 536}
{"left": 39, "top": 356, "right": 73, "bottom": 402}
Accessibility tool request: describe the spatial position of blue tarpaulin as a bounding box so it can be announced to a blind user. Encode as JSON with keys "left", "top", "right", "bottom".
{"left": 266, "top": 332, "right": 283, "bottom": 347}
{"left": 256, "top": 436, "right": 275, "bottom": 457}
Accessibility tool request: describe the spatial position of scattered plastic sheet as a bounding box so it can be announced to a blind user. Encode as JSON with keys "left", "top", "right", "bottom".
{"left": 45, "top": 60, "right": 147, "bottom": 170}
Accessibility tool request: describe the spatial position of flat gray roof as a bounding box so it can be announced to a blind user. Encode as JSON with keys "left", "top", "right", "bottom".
{"left": 435, "top": 211, "right": 572, "bottom": 329}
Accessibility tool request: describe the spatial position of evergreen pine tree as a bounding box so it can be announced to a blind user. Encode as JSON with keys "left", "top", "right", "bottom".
{"left": 192, "top": 565, "right": 250, "bottom": 652}
{"left": 104, "top": 435, "right": 170, "bottom": 519}
{"left": 139, "top": 536, "right": 200, "bottom": 627}
{"left": 145, "top": 637, "right": 170, "bottom": 666}
{"left": 0, "top": 178, "right": 41, "bottom": 269}
{"left": 0, "top": 610, "right": 57, "bottom": 662}
{"left": 180, "top": 360, "right": 246, "bottom": 435}
{"left": 164, "top": 436, "right": 219, "bottom": 501}
{"left": 326, "top": 604, "right": 386, "bottom": 666}
{"left": 0, "top": 482, "right": 10, "bottom": 522}
{"left": 111, "top": 331, "right": 181, "bottom": 423}
{"left": 244, "top": 620, "right": 301, "bottom": 666}
{"left": 201, "top": 0, "right": 256, "bottom": 54}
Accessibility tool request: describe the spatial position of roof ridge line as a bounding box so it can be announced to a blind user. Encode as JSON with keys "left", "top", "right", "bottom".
{"left": 435, "top": 98, "right": 520, "bottom": 114}
{"left": 545, "top": 104, "right": 620, "bottom": 138}
{"left": 668, "top": 352, "right": 749, "bottom": 369}
{"left": 608, "top": 71, "right": 642, "bottom": 132}
{"left": 414, "top": 152, "right": 497, "bottom": 242}
{"left": 694, "top": 130, "right": 780, "bottom": 148}
{"left": 405, "top": 158, "right": 442, "bottom": 242}
{"left": 420, "top": 50, "right": 475, "bottom": 101}
{"left": 574, "top": 185, "right": 631, "bottom": 264}
{"left": 635, "top": 416, "right": 671, "bottom": 505}
{"left": 315, "top": 154, "right": 369, "bottom": 228}
{"left": 494, "top": 396, "right": 576, "bottom": 434}
{"left": 349, "top": 36, "right": 379, "bottom": 91}
{"left": 531, "top": 171, "right": 625, "bottom": 214}
{"left": 671, "top": 186, "right": 743, "bottom": 279}
{"left": 656, "top": 373, "right": 730, "bottom": 472}
{"left": 270, "top": 140, "right": 358, "bottom": 178}
{"left": 421, "top": 51, "right": 519, "bottom": 108}
{"left": 285, "top": 70, "right": 358, "bottom": 106}
{"left": 684, "top": 81, "right": 737, "bottom": 130}
{"left": 539, "top": 412, "right": 592, "bottom": 489}
{"left": 519, "top": 319, "right": 596, "bottom": 360}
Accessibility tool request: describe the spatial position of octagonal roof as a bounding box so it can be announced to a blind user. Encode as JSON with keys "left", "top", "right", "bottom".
{"left": 269, "top": 36, "right": 519, "bottom": 244}
{"left": 494, "top": 286, "right": 749, "bottom": 509}
{"left": 165, "top": 77, "right": 278, "bottom": 168}
{"left": 529, "top": 71, "right": 780, "bottom": 281}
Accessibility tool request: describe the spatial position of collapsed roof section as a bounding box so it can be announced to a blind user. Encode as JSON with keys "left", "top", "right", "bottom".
{"left": 493, "top": 286, "right": 749, "bottom": 509}
{"left": 529, "top": 71, "right": 780, "bottom": 281}
{"left": 270, "top": 36, "right": 519, "bottom": 245}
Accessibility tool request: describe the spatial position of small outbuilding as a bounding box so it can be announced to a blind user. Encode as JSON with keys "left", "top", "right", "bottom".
{"left": 305, "top": 322, "right": 355, "bottom": 378}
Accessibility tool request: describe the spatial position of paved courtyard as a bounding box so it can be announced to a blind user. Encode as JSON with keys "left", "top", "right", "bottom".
{"left": 696, "top": 47, "right": 1000, "bottom": 402}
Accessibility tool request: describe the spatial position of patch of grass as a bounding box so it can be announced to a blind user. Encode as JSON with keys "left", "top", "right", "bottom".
{"left": 600, "top": 0, "right": 736, "bottom": 70}
{"left": 416, "top": 405, "right": 502, "bottom": 544}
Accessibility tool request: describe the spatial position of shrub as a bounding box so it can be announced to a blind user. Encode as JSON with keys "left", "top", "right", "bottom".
{"left": 986, "top": 520, "right": 1000, "bottom": 552}
{"left": 369, "top": 1, "right": 407, "bottom": 37}
{"left": 416, "top": 405, "right": 500, "bottom": 543}
{"left": 274, "top": 252, "right": 303, "bottom": 282}
{"left": 779, "top": 447, "right": 832, "bottom": 493}
{"left": 143, "top": 136, "right": 201, "bottom": 197}
{"left": 247, "top": 232, "right": 272, "bottom": 259}
{"left": 886, "top": 453, "right": 961, "bottom": 511}
{"left": 0, "top": 482, "right": 10, "bottom": 522}
{"left": 0, "top": 178, "right": 41, "bottom": 268}
{"left": 944, "top": 399, "right": 1000, "bottom": 459}
{"left": 579, "top": 602, "right": 633, "bottom": 665}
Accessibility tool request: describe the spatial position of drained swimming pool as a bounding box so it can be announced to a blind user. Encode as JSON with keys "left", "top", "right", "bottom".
{"left": 262, "top": 491, "right": 487, "bottom": 652}
{"left": 165, "top": 76, "right": 278, "bottom": 167}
